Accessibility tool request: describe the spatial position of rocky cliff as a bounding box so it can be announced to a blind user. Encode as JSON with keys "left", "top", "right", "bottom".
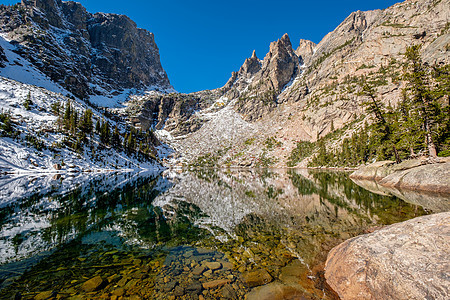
{"left": 133, "top": 0, "right": 449, "bottom": 167}
{"left": 0, "top": 0, "right": 172, "bottom": 101}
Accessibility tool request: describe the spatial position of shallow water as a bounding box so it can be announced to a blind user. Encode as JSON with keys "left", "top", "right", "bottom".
{"left": 0, "top": 168, "right": 436, "bottom": 299}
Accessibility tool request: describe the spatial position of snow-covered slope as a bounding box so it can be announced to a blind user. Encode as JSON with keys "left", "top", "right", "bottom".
{"left": 0, "top": 34, "right": 69, "bottom": 96}
{"left": 0, "top": 75, "right": 163, "bottom": 179}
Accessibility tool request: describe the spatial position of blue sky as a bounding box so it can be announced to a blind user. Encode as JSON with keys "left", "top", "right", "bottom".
{"left": 2, "top": 0, "right": 400, "bottom": 92}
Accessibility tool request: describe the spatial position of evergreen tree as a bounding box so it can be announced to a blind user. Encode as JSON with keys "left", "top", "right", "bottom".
{"left": 403, "top": 45, "right": 438, "bottom": 158}
{"left": 50, "top": 101, "right": 61, "bottom": 116}
{"left": 79, "top": 109, "right": 93, "bottom": 135}
{"left": 397, "top": 89, "right": 422, "bottom": 157}
{"left": 95, "top": 119, "right": 101, "bottom": 134}
{"left": 23, "top": 91, "right": 33, "bottom": 111}
{"left": 359, "top": 79, "right": 400, "bottom": 163}
{"left": 111, "top": 126, "right": 121, "bottom": 150}
{"left": 432, "top": 64, "right": 450, "bottom": 156}
{"left": 64, "top": 100, "right": 72, "bottom": 130}
{"left": 127, "top": 132, "right": 134, "bottom": 153}
{"left": 69, "top": 110, "right": 78, "bottom": 134}
{"left": 100, "top": 121, "right": 110, "bottom": 145}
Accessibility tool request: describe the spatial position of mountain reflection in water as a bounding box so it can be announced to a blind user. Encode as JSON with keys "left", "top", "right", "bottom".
{"left": 0, "top": 168, "right": 432, "bottom": 299}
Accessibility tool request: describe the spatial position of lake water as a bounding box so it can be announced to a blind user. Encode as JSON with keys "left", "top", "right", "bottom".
{"left": 0, "top": 168, "right": 434, "bottom": 299}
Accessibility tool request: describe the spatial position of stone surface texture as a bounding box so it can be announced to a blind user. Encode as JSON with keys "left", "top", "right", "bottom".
{"left": 325, "top": 212, "right": 450, "bottom": 300}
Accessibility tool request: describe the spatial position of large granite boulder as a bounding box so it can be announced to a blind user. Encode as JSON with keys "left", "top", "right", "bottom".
{"left": 325, "top": 212, "right": 450, "bottom": 300}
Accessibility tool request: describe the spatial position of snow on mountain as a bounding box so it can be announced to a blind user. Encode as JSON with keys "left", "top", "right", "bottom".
{"left": 0, "top": 33, "right": 69, "bottom": 96}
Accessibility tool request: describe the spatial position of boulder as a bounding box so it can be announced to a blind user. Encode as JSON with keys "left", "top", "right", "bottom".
{"left": 379, "top": 162, "right": 450, "bottom": 194}
{"left": 350, "top": 160, "right": 450, "bottom": 194}
{"left": 325, "top": 212, "right": 450, "bottom": 300}
{"left": 349, "top": 160, "right": 395, "bottom": 180}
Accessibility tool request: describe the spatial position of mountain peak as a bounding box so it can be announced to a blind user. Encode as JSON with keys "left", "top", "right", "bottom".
{"left": 251, "top": 50, "right": 257, "bottom": 59}
{"left": 280, "top": 33, "right": 292, "bottom": 47}
{"left": 2, "top": 0, "right": 172, "bottom": 101}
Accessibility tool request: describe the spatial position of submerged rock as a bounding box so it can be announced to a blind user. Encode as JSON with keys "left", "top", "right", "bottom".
{"left": 325, "top": 212, "right": 450, "bottom": 300}
{"left": 242, "top": 269, "right": 273, "bottom": 287}
{"left": 245, "top": 282, "right": 308, "bottom": 300}
{"left": 205, "top": 261, "right": 222, "bottom": 271}
{"left": 82, "top": 276, "right": 106, "bottom": 292}
{"left": 34, "top": 291, "right": 55, "bottom": 300}
{"left": 202, "top": 279, "right": 231, "bottom": 289}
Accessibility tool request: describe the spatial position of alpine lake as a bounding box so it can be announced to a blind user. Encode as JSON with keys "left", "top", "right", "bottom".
{"left": 0, "top": 168, "right": 441, "bottom": 300}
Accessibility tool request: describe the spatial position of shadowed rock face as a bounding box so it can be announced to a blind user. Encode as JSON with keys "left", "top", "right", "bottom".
{"left": 0, "top": 0, "right": 172, "bottom": 99}
{"left": 325, "top": 212, "right": 450, "bottom": 300}
{"left": 131, "top": 93, "right": 202, "bottom": 135}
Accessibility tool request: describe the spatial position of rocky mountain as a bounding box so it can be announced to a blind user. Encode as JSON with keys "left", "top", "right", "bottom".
{"left": 127, "top": 0, "right": 449, "bottom": 167}
{"left": 0, "top": 0, "right": 172, "bottom": 104}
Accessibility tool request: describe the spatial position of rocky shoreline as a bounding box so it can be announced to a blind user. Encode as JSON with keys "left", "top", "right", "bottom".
{"left": 325, "top": 159, "right": 450, "bottom": 299}
{"left": 349, "top": 158, "right": 450, "bottom": 194}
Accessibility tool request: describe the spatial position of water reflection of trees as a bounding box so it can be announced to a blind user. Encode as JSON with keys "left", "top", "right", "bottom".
{"left": 0, "top": 172, "right": 218, "bottom": 290}
{"left": 289, "top": 170, "right": 428, "bottom": 224}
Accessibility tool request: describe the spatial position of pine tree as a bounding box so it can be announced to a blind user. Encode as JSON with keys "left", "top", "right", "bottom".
{"left": 23, "top": 91, "right": 33, "bottom": 111}
{"left": 403, "top": 45, "right": 437, "bottom": 158}
{"left": 432, "top": 64, "right": 450, "bottom": 156}
{"left": 64, "top": 100, "right": 72, "bottom": 130}
{"left": 69, "top": 110, "right": 78, "bottom": 134}
{"left": 78, "top": 109, "right": 93, "bottom": 137}
{"left": 127, "top": 132, "right": 135, "bottom": 153}
{"left": 100, "top": 121, "right": 110, "bottom": 145}
{"left": 111, "top": 126, "right": 121, "bottom": 150}
{"left": 397, "top": 89, "right": 422, "bottom": 157}
{"left": 359, "top": 79, "right": 400, "bottom": 163}
{"left": 95, "top": 120, "right": 101, "bottom": 134}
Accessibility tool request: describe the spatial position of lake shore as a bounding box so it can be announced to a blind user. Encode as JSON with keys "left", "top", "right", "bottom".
{"left": 349, "top": 158, "right": 450, "bottom": 194}
{"left": 325, "top": 160, "right": 450, "bottom": 299}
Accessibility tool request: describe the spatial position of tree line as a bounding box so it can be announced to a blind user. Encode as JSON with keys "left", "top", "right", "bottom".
{"left": 51, "top": 100, "right": 157, "bottom": 160}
